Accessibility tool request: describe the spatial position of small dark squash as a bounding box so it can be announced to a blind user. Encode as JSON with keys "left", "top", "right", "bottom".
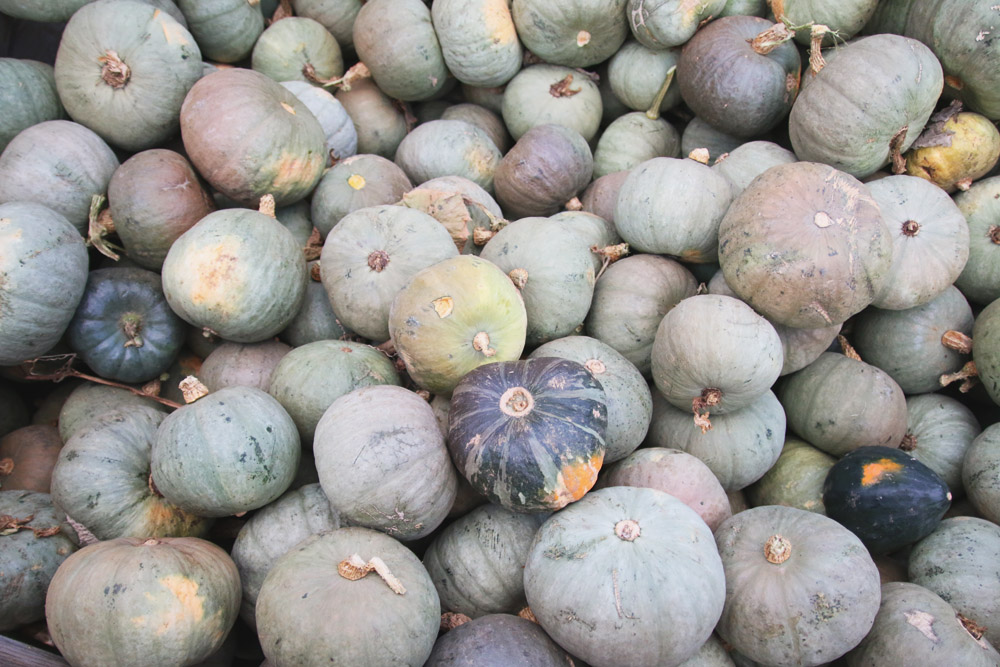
{"left": 822, "top": 445, "right": 952, "bottom": 555}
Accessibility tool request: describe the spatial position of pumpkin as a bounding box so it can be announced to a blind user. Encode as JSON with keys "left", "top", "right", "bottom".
{"left": 788, "top": 34, "right": 943, "bottom": 178}
{"left": 973, "top": 297, "right": 1000, "bottom": 406}
{"left": 492, "top": 123, "right": 594, "bottom": 219}
{"left": 529, "top": 335, "right": 651, "bottom": 463}
{"left": 0, "top": 0, "right": 91, "bottom": 21}
{"left": 778, "top": 352, "right": 908, "bottom": 457}
{"left": 678, "top": 15, "right": 801, "bottom": 138}
{"left": 176, "top": 0, "right": 263, "bottom": 63}
{"left": 150, "top": 386, "right": 301, "bottom": 517}
{"left": 647, "top": 389, "right": 786, "bottom": 492}
{"left": 606, "top": 40, "right": 682, "bottom": 115}
{"left": 310, "top": 154, "right": 413, "bottom": 239}
{"left": 0, "top": 425, "right": 63, "bottom": 493}
{"left": 501, "top": 64, "right": 602, "bottom": 142}
{"left": 680, "top": 116, "right": 743, "bottom": 164}
{"left": 107, "top": 149, "right": 216, "bottom": 271}
{"left": 400, "top": 175, "right": 507, "bottom": 255}
{"left": 909, "top": 516, "right": 1000, "bottom": 648}
{"left": 54, "top": 0, "right": 203, "bottom": 152}
{"left": 57, "top": 383, "right": 168, "bottom": 443}
{"left": 352, "top": 0, "right": 450, "bottom": 101}
{"left": 334, "top": 78, "right": 409, "bottom": 159}
{"left": 230, "top": 483, "right": 340, "bottom": 629}
{"left": 422, "top": 504, "right": 543, "bottom": 618}
{"left": 50, "top": 405, "right": 212, "bottom": 540}
{"left": 180, "top": 67, "right": 327, "bottom": 206}
{"left": 512, "top": 0, "right": 628, "bottom": 68}
{"left": 773, "top": 0, "right": 879, "bottom": 45}
{"left": 585, "top": 254, "right": 698, "bottom": 376}
{"left": 593, "top": 112, "right": 680, "bottom": 179}
{"left": 479, "top": 217, "right": 597, "bottom": 347}
{"left": 901, "top": 393, "right": 981, "bottom": 498}
{"left": 255, "top": 527, "right": 441, "bottom": 666}
{"left": 432, "top": 0, "right": 522, "bottom": 88}
{"left": 904, "top": 108, "right": 1000, "bottom": 193}
{"left": 0, "top": 490, "right": 79, "bottom": 632}
{"left": 962, "top": 423, "right": 1000, "bottom": 525}
{"left": 447, "top": 357, "right": 607, "bottom": 513}
{"left": 822, "top": 445, "right": 952, "bottom": 555}
{"left": 441, "top": 103, "right": 511, "bottom": 153}
{"left": 614, "top": 157, "right": 736, "bottom": 262}
{"left": 394, "top": 119, "right": 502, "bottom": 194}
{"left": 524, "top": 486, "right": 726, "bottom": 666}
{"left": 388, "top": 255, "right": 528, "bottom": 395}
{"left": 0, "top": 119, "right": 119, "bottom": 235}
{"left": 291, "top": 0, "right": 362, "bottom": 51}
{"left": 850, "top": 285, "right": 975, "bottom": 394}
{"left": 861, "top": 0, "right": 916, "bottom": 34}
{"left": 720, "top": 0, "right": 766, "bottom": 16}
{"left": 46, "top": 536, "right": 241, "bottom": 667}
{"left": 745, "top": 436, "right": 837, "bottom": 514}
{"left": 652, "top": 294, "right": 782, "bottom": 429}
{"left": 0, "top": 202, "right": 90, "bottom": 367}
{"left": 280, "top": 81, "right": 358, "bottom": 166}
{"left": 160, "top": 206, "right": 308, "bottom": 343}
{"left": 711, "top": 140, "right": 797, "bottom": 192}
{"left": 847, "top": 581, "right": 1000, "bottom": 666}
{"left": 67, "top": 267, "right": 186, "bottom": 384}
{"left": 718, "top": 161, "right": 893, "bottom": 329}
{"left": 0, "top": 57, "right": 63, "bottom": 152}
{"left": 279, "top": 263, "right": 353, "bottom": 346}
{"left": 954, "top": 175, "right": 1000, "bottom": 305}
{"left": 198, "top": 340, "right": 291, "bottom": 393}
{"left": 715, "top": 505, "right": 881, "bottom": 666}
{"left": 252, "top": 16, "right": 344, "bottom": 85}
{"left": 426, "top": 614, "right": 573, "bottom": 666}
{"left": 627, "top": 0, "right": 727, "bottom": 49}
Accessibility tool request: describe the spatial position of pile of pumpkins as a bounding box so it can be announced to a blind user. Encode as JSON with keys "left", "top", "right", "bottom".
{"left": 3, "top": 0, "right": 1000, "bottom": 665}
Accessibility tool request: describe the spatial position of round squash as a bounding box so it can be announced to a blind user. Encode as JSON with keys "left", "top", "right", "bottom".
{"left": 512, "top": 0, "right": 628, "bottom": 68}
{"left": 711, "top": 140, "right": 797, "bottom": 192}
{"left": 0, "top": 57, "right": 63, "bottom": 152}
{"left": 56, "top": 383, "right": 168, "bottom": 443}
{"left": 252, "top": 16, "right": 343, "bottom": 84}
{"left": 395, "top": 119, "right": 502, "bottom": 194}
{"left": 954, "top": 175, "right": 1000, "bottom": 305}
{"left": 432, "top": 0, "right": 522, "bottom": 88}
{"left": 310, "top": 154, "right": 413, "bottom": 239}
{"left": 426, "top": 613, "right": 573, "bottom": 666}
{"left": 502, "top": 64, "right": 602, "bottom": 142}
{"left": 198, "top": 339, "right": 291, "bottom": 394}
{"left": 0, "top": 0, "right": 91, "bottom": 22}
{"left": 972, "top": 295, "right": 1000, "bottom": 406}
{"left": 607, "top": 39, "right": 682, "bottom": 115}
{"left": 291, "top": 0, "right": 362, "bottom": 51}
{"left": 962, "top": 423, "right": 1000, "bottom": 525}
{"left": 902, "top": 393, "right": 981, "bottom": 498}
{"left": 774, "top": 0, "right": 879, "bottom": 45}
{"left": 745, "top": 436, "right": 836, "bottom": 514}
{"left": 176, "top": 0, "right": 264, "bottom": 63}
{"left": 592, "top": 112, "right": 680, "bottom": 179}
{"left": 280, "top": 81, "right": 358, "bottom": 166}
{"left": 904, "top": 108, "right": 1000, "bottom": 193}
{"left": 334, "top": 78, "right": 409, "bottom": 159}
{"left": 279, "top": 262, "right": 354, "bottom": 347}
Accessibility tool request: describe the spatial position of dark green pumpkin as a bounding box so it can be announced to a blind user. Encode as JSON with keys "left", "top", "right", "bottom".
{"left": 447, "top": 357, "right": 608, "bottom": 513}
{"left": 67, "top": 267, "right": 186, "bottom": 384}
{"left": 823, "top": 445, "right": 952, "bottom": 555}
{"left": 176, "top": 0, "right": 264, "bottom": 63}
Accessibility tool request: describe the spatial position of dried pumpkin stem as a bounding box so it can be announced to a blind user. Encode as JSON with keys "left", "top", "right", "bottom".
{"left": 518, "top": 606, "right": 538, "bottom": 623}
{"left": 179, "top": 376, "right": 210, "bottom": 404}
{"left": 764, "top": 534, "right": 792, "bottom": 564}
{"left": 749, "top": 22, "right": 793, "bottom": 55}
{"left": 500, "top": 387, "right": 534, "bottom": 417}
{"left": 440, "top": 612, "right": 471, "bottom": 632}
{"left": 337, "top": 553, "right": 406, "bottom": 594}
{"left": 808, "top": 25, "right": 829, "bottom": 75}
{"left": 258, "top": 194, "right": 276, "bottom": 218}
{"left": 899, "top": 433, "right": 917, "bottom": 452}
{"left": 18, "top": 353, "right": 182, "bottom": 409}
{"left": 508, "top": 268, "right": 528, "bottom": 289}
{"left": 614, "top": 519, "right": 641, "bottom": 541}
{"left": 564, "top": 196, "right": 583, "bottom": 211}
{"left": 0, "top": 458, "right": 13, "bottom": 476}
{"left": 316, "top": 61, "right": 372, "bottom": 92}
{"left": 692, "top": 388, "right": 722, "bottom": 434}
{"left": 645, "top": 65, "right": 676, "bottom": 120}
{"left": 87, "top": 194, "right": 124, "bottom": 261}
{"left": 550, "top": 74, "right": 581, "bottom": 98}
{"left": 120, "top": 313, "right": 144, "bottom": 349}
{"left": 472, "top": 227, "right": 495, "bottom": 245}
{"left": 988, "top": 225, "right": 1000, "bottom": 245}
{"left": 472, "top": 331, "right": 496, "bottom": 358}
{"left": 368, "top": 250, "right": 390, "bottom": 272}
{"left": 959, "top": 613, "right": 987, "bottom": 640}
{"left": 99, "top": 50, "right": 130, "bottom": 88}
{"left": 939, "top": 360, "right": 978, "bottom": 393}
{"left": 941, "top": 330, "right": 973, "bottom": 354}
{"left": 303, "top": 228, "right": 322, "bottom": 261}
{"left": 838, "top": 335, "right": 862, "bottom": 362}
{"left": 889, "top": 126, "right": 909, "bottom": 174}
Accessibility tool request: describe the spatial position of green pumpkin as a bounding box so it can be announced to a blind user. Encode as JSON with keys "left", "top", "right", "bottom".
{"left": 0, "top": 0, "right": 91, "bottom": 21}
{"left": 310, "top": 154, "right": 413, "bottom": 239}
{"left": 607, "top": 40, "right": 682, "bottom": 115}
{"left": 963, "top": 423, "right": 1000, "bottom": 525}
{"left": 775, "top": 0, "right": 879, "bottom": 45}
{"left": 593, "top": 112, "right": 680, "bottom": 179}
{"left": 711, "top": 140, "right": 797, "bottom": 192}
{"left": 57, "top": 383, "right": 168, "bottom": 443}
{"left": 394, "top": 119, "right": 502, "bottom": 194}
{"left": 512, "top": 0, "right": 628, "bottom": 68}
{"left": 281, "top": 81, "right": 358, "bottom": 167}
{"left": 0, "top": 202, "right": 89, "bottom": 367}
{"left": 440, "top": 103, "right": 511, "bottom": 153}
{"left": 50, "top": 405, "right": 212, "bottom": 540}
{"left": 0, "top": 490, "right": 79, "bottom": 631}
{"left": 502, "top": 64, "right": 602, "bottom": 142}
{"left": 973, "top": 297, "right": 1000, "bottom": 406}
{"left": 176, "top": 0, "right": 264, "bottom": 63}
{"left": 788, "top": 34, "right": 943, "bottom": 178}
{"left": 432, "top": 0, "right": 522, "bottom": 88}
{"left": 256, "top": 527, "right": 441, "bottom": 666}
{"left": 681, "top": 116, "right": 743, "bottom": 163}
{"left": 150, "top": 386, "right": 301, "bottom": 517}
{"left": 627, "top": 0, "right": 727, "bottom": 49}
{"left": 252, "top": 16, "right": 344, "bottom": 84}
{"left": 388, "top": 255, "right": 528, "bottom": 395}
{"left": 335, "top": 78, "right": 409, "bottom": 159}
{"left": 0, "top": 58, "right": 63, "bottom": 152}
{"left": 745, "top": 436, "right": 836, "bottom": 514}
{"left": 198, "top": 339, "right": 291, "bottom": 393}
{"left": 279, "top": 262, "right": 354, "bottom": 346}
{"left": 54, "top": 0, "right": 202, "bottom": 152}
{"left": 161, "top": 207, "right": 307, "bottom": 343}
{"left": 954, "top": 175, "right": 1000, "bottom": 305}
{"left": 524, "top": 486, "right": 726, "bottom": 666}
{"left": 902, "top": 393, "right": 981, "bottom": 497}
{"left": 46, "top": 536, "right": 241, "bottom": 667}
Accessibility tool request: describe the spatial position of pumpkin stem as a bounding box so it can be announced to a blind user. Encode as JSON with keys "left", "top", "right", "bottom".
{"left": 687, "top": 148, "right": 710, "bottom": 165}
{"left": 472, "top": 227, "right": 496, "bottom": 245}
{"left": 899, "top": 433, "right": 918, "bottom": 452}
{"left": 302, "top": 228, "right": 322, "bottom": 261}
{"left": 0, "top": 458, "right": 13, "bottom": 476}
{"left": 614, "top": 519, "right": 641, "bottom": 541}
{"left": 86, "top": 194, "right": 124, "bottom": 261}
{"left": 692, "top": 388, "right": 722, "bottom": 434}
{"left": 508, "top": 268, "right": 528, "bottom": 289}
{"left": 764, "top": 534, "right": 792, "bottom": 564}
{"left": 179, "top": 375, "right": 210, "bottom": 404}
{"left": 142, "top": 538, "right": 160, "bottom": 546}
{"left": 120, "top": 313, "right": 144, "bottom": 349}
{"left": 645, "top": 65, "right": 676, "bottom": 120}
{"left": 269, "top": 0, "right": 293, "bottom": 24}
{"left": 258, "top": 194, "right": 276, "bottom": 218}
{"left": 959, "top": 613, "right": 987, "bottom": 641}
{"left": 565, "top": 196, "right": 583, "bottom": 211}
{"left": 749, "top": 22, "right": 793, "bottom": 55}
{"left": 499, "top": 387, "right": 535, "bottom": 418}
{"left": 148, "top": 473, "right": 163, "bottom": 498}
{"left": 518, "top": 606, "right": 538, "bottom": 623}
{"left": 988, "top": 225, "right": 1000, "bottom": 245}
{"left": 592, "top": 243, "right": 630, "bottom": 281}
{"left": 837, "top": 335, "right": 862, "bottom": 362}
{"left": 576, "top": 30, "right": 591, "bottom": 47}
{"left": 944, "top": 75, "right": 965, "bottom": 92}
{"left": 901, "top": 219, "right": 921, "bottom": 236}
{"left": 472, "top": 331, "right": 497, "bottom": 358}
{"left": 99, "top": 50, "right": 130, "bottom": 88}
{"left": 939, "top": 360, "right": 978, "bottom": 393}
{"left": 368, "top": 250, "right": 390, "bottom": 272}
{"left": 941, "top": 330, "right": 973, "bottom": 354}
{"left": 584, "top": 359, "right": 606, "bottom": 375}
{"left": 807, "top": 25, "right": 829, "bottom": 75}
{"left": 550, "top": 74, "right": 581, "bottom": 98}
{"left": 889, "top": 126, "right": 909, "bottom": 174}
{"left": 440, "top": 612, "right": 471, "bottom": 632}
{"left": 337, "top": 554, "right": 406, "bottom": 594}
{"left": 309, "top": 61, "right": 373, "bottom": 92}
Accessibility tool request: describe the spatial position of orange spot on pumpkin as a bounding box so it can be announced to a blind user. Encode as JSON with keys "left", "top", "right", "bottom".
{"left": 860, "top": 459, "right": 903, "bottom": 486}
{"left": 550, "top": 452, "right": 604, "bottom": 507}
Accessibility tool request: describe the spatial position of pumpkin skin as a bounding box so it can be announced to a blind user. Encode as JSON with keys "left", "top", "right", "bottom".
{"left": 0, "top": 0, "right": 91, "bottom": 21}
{"left": 176, "top": 0, "right": 264, "bottom": 63}
{"left": 0, "top": 119, "right": 119, "bottom": 235}
{"left": 292, "top": 0, "right": 362, "bottom": 51}
{"left": 107, "top": 149, "right": 216, "bottom": 271}
{"left": 319, "top": 204, "right": 459, "bottom": 342}
{"left": 198, "top": 339, "right": 291, "bottom": 394}
{"left": 334, "top": 78, "right": 409, "bottom": 159}
{"left": 712, "top": 140, "right": 798, "bottom": 193}
{"left": 279, "top": 262, "right": 354, "bottom": 346}
{"left": 775, "top": 0, "right": 878, "bottom": 45}
{"left": 823, "top": 445, "right": 953, "bottom": 555}
{"left": 0, "top": 58, "right": 63, "bottom": 152}
{"left": 50, "top": 406, "right": 212, "bottom": 541}
{"left": 313, "top": 385, "right": 458, "bottom": 540}
{"left": 607, "top": 40, "right": 682, "bottom": 115}
{"left": 678, "top": 15, "right": 801, "bottom": 139}
{"left": 788, "top": 35, "right": 943, "bottom": 178}
{"left": 422, "top": 504, "right": 543, "bottom": 618}
{"left": 0, "top": 202, "right": 90, "bottom": 367}
{"left": 441, "top": 103, "right": 511, "bottom": 154}
{"left": 67, "top": 267, "right": 186, "bottom": 384}
{"left": 779, "top": 352, "right": 908, "bottom": 457}
{"left": 681, "top": 116, "right": 743, "bottom": 164}
{"left": 54, "top": 0, "right": 203, "bottom": 152}
{"left": 395, "top": 119, "right": 502, "bottom": 194}
{"left": 715, "top": 505, "right": 881, "bottom": 667}
{"left": 502, "top": 64, "right": 602, "bottom": 142}
{"left": 909, "top": 516, "right": 1000, "bottom": 648}
{"left": 593, "top": 112, "right": 680, "bottom": 179}
{"left": 524, "top": 486, "right": 726, "bottom": 667}
{"left": 426, "top": 614, "right": 573, "bottom": 666}
{"left": 0, "top": 490, "right": 79, "bottom": 632}
{"left": 252, "top": 16, "right": 344, "bottom": 85}
{"left": 627, "top": 0, "right": 727, "bottom": 50}
{"left": 180, "top": 67, "right": 327, "bottom": 207}
{"left": 973, "top": 296, "right": 1000, "bottom": 407}
{"left": 280, "top": 81, "right": 358, "bottom": 166}
{"left": 57, "top": 383, "right": 168, "bottom": 443}
{"left": 718, "top": 161, "right": 893, "bottom": 329}
{"left": 432, "top": 0, "right": 522, "bottom": 88}
{"left": 902, "top": 393, "right": 981, "bottom": 498}
{"left": 745, "top": 437, "right": 837, "bottom": 515}
{"left": 353, "top": 0, "right": 450, "bottom": 101}
{"left": 963, "top": 423, "right": 1000, "bottom": 525}
{"left": 255, "top": 527, "right": 441, "bottom": 666}
{"left": 401, "top": 175, "right": 506, "bottom": 256}
{"left": 45, "top": 536, "right": 241, "bottom": 667}
{"left": 512, "top": 0, "right": 628, "bottom": 68}
{"left": 0, "top": 425, "right": 63, "bottom": 493}
{"left": 310, "top": 154, "right": 413, "bottom": 239}
{"left": 150, "top": 386, "right": 301, "bottom": 517}
{"left": 955, "top": 175, "right": 1000, "bottom": 305}
{"left": 230, "top": 483, "right": 340, "bottom": 630}
{"left": 388, "top": 255, "right": 528, "bottom": 395}
{"left": 447, "top": 357, "right": 608, "bottom": 513}
{"left": 160, "top": 207, "right": 307, "bottom": 343}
